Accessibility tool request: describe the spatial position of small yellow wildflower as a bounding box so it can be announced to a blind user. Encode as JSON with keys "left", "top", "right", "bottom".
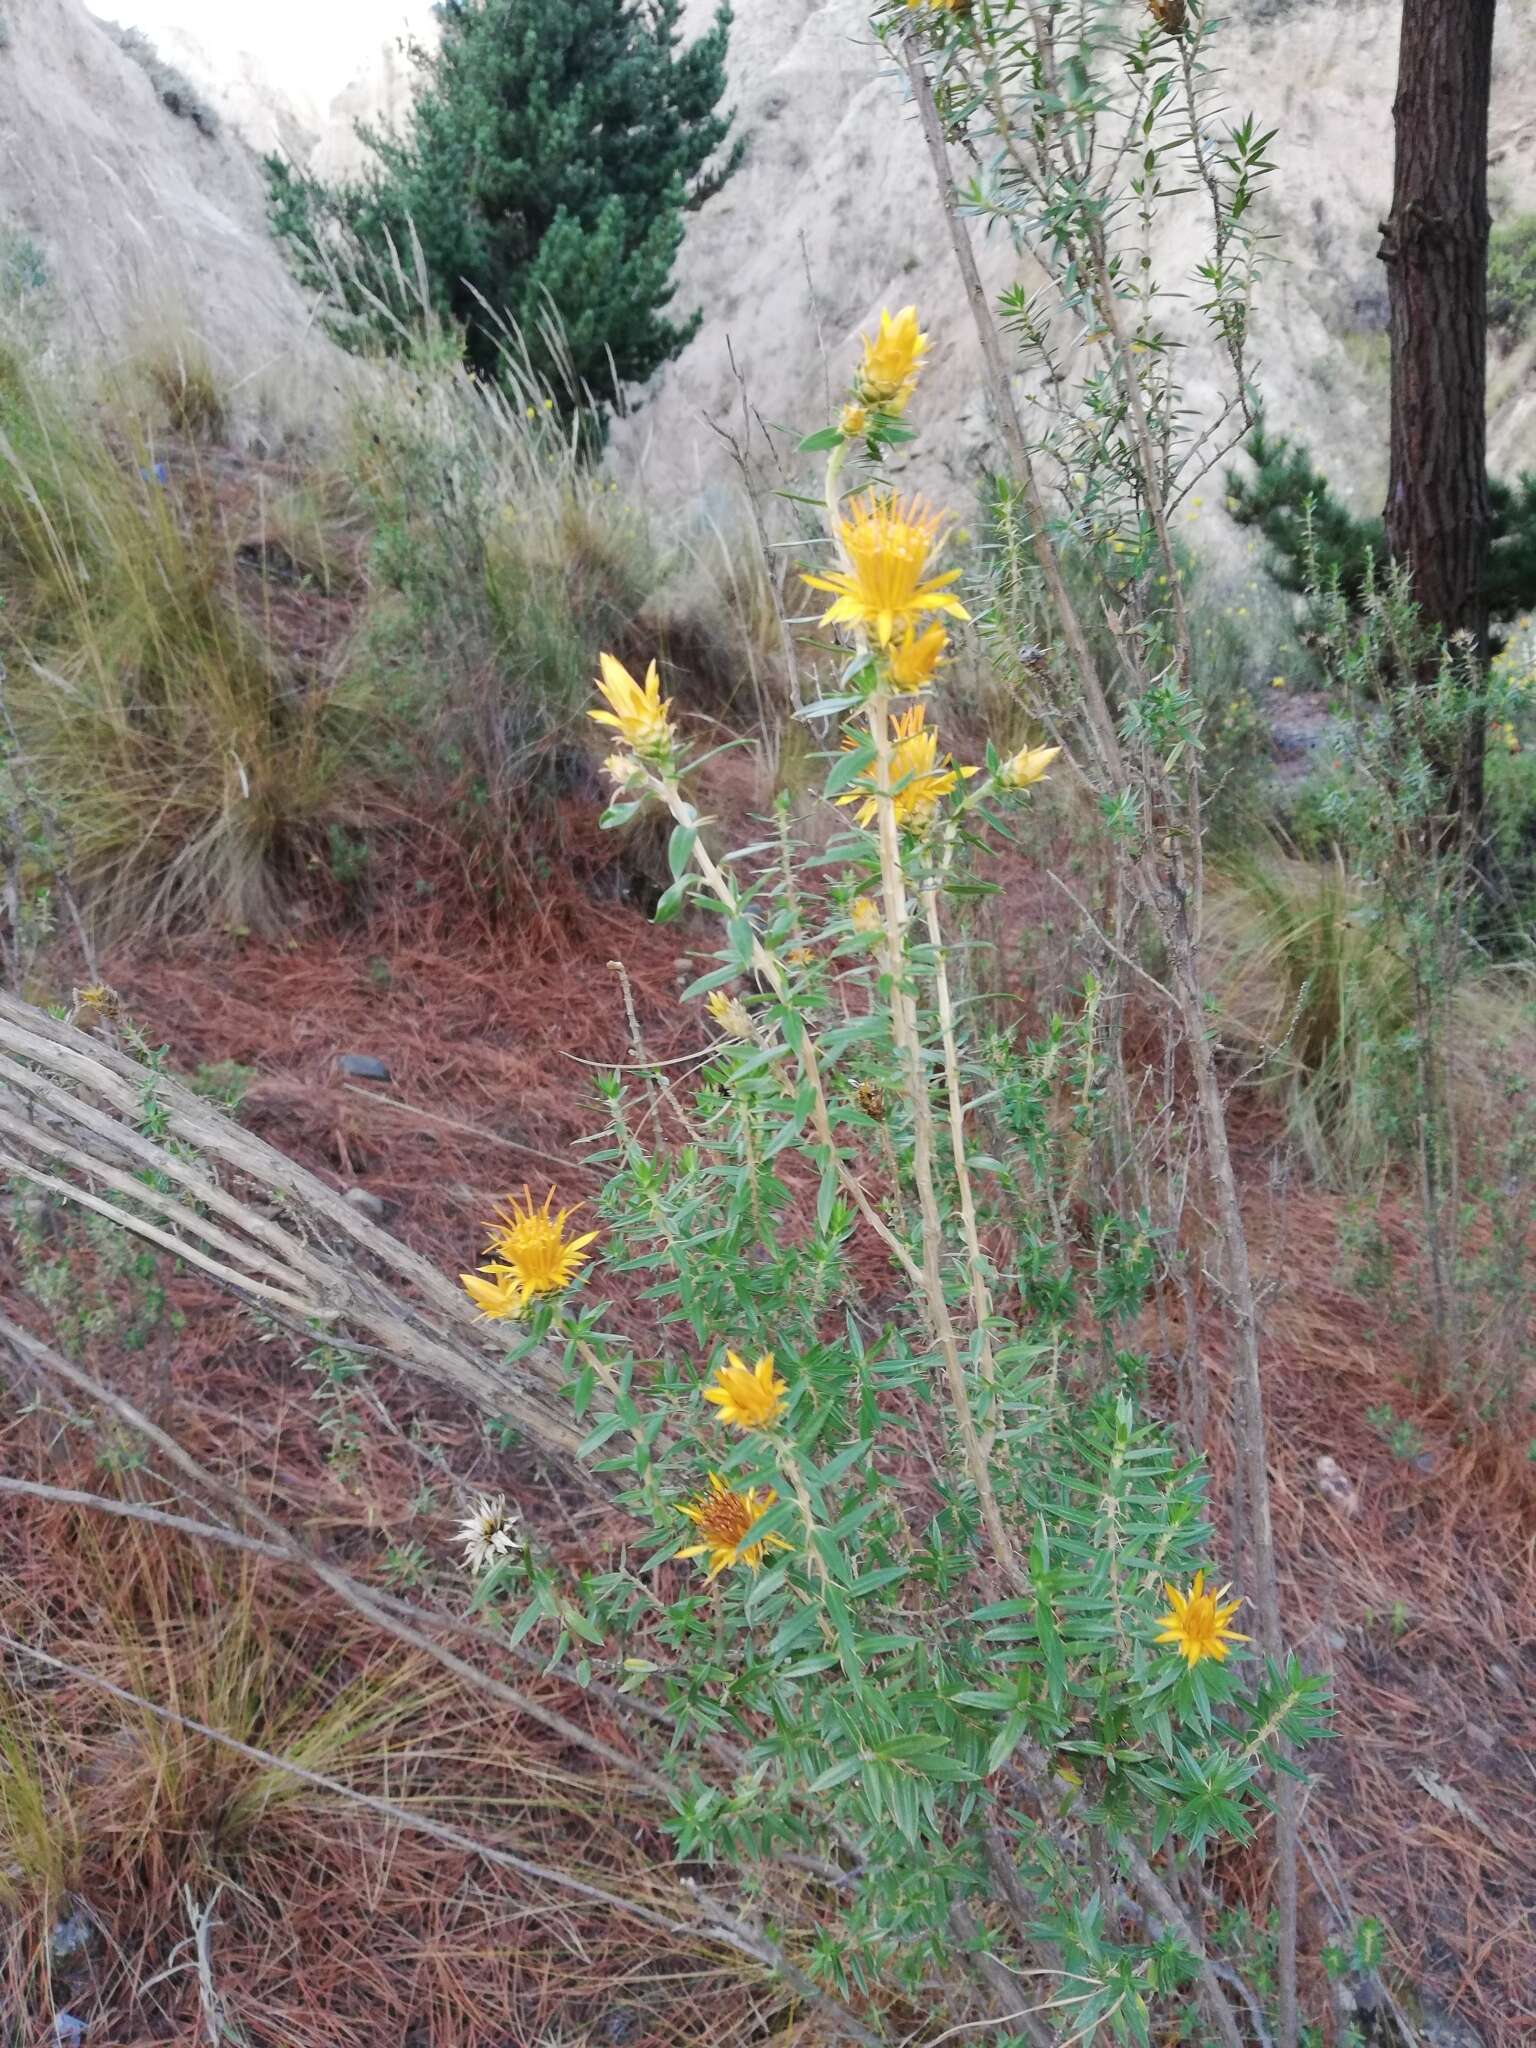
{"left": 703, "top": 1350, "right": 787, "bottom": 1430}
{"left": 786, "top": 945, "right": 815, "bottom": 967}
{"left": 885, "top": 622, "right": 950, "bottom": 693}
{"left": 1154, "top": 1572, "right": 1248, "bottom": 1668}
{"left": 678, "top": 1472, "right": 792, "bottom": 1579}
{"left": 849, "top": 895, "right": 883, "bottom": 935}
{"left": 855, "top": 1078, "right": 887, "bottom": 1120}
{"left": 589, "top": 652, "right": 674, "bottom": 754}
{"left": 839, "top": 401, "right": 870, "bottom": 440}
{"left": 459, "top": 1267, "right": 523, "bottom": 1320}
{"left": 803, "top": 493, "right": 969, "bottom": 648}
{"left": 70, "top": 984, "right": 125, "bottom": 1032}
{"left": 461, "top": 1186, "right": 597, "bottom": 1319}
{"left": 838, "top": 703, "right": 974, "bottom": 832}
{"left": 1270, "top": 676, "right": 1288, "bottom": 690}
{"left": 706, "top": 989, "right": 756, "bottom": 1040}
{"left": 855, "top": 305, "right": 929, "bottom": 413}
{"left": 998, "top": 742, "right": 1061, "bottom": 790}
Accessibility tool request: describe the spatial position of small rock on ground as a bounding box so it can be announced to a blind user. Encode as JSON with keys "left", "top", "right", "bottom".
{"left": 336, "top": 1053, "right": 390, "bottom": 1081}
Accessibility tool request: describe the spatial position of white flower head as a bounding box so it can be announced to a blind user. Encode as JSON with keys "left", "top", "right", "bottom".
{"left": 458, "top": 1493, "right": 519, "bottom": 1574}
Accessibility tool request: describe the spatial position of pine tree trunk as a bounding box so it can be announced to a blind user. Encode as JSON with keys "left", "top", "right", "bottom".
{"left": 1380, "top": 0, "right": 1497, "bottom": 840}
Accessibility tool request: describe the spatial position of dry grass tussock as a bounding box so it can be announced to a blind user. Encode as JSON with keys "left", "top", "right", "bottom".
{"left": 0, "top": 316, "right": 797, "bottom": 948}
{"left": 0, "top": 1456, "right": 776, "bottom": 2045}
{"left": 1206, "top": 850, "right": 1536, "bottom": 1180}
{"left": 0, "top": 341, "right": 359, "bottom": 936}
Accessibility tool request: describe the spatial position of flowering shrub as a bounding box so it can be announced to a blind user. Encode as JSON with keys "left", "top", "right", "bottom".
{"left": 453, "top": 274, "right": 1326, "bottom": 2037}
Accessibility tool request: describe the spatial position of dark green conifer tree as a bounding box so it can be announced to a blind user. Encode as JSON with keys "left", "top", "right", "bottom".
{"left": 1228, "top": 422, "right": 1536, "bottom": 648}
{"left": 268, "top": 0, "right": 739, "bottom": 417}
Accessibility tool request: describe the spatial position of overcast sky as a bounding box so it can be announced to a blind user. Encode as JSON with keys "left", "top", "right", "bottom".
{"left": 122, "top": 1, "right": 433, "bottom": 102}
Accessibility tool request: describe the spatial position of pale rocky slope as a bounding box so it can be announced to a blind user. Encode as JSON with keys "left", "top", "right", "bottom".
{"left": 8, "top": 0, "right": 1534, "bottom": 499}
{"left": 0, "top": 0, "right": 341, "bottom": 431}
{"left": 135, "top": 16, "right": 431, "bottom": 181}
{"left": 617, "top": 0, "right": 1536, "bottom": 521}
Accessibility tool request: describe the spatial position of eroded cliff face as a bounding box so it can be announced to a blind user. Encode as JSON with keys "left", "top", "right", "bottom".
{"left": 616, "top": 0, "right": 1536, "bottom": 516}
{"left": 0, "top": 0, "right": 340, "bottom": 424}
{"left": 15, "top": 1, "right": 1535, "bottom": 491}
{"left": 133, "top": 14, "right": 431, "bottom": 181}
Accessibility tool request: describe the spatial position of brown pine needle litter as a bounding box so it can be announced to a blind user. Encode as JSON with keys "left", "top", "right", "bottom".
{"left": 0, "top": 851, "right": 1532, "bottom": 2042}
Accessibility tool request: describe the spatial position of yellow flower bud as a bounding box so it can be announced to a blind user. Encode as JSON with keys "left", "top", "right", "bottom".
{"left": 998, "top": 743, "right": 1061, "bottom": 790}
{"left": 706, "top": 989, "right": 756, "bottom": 1040}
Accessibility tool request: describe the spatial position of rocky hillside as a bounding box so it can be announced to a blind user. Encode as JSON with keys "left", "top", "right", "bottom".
{"left": 130, "top": 12, "right": 433, "bottom": 181}
{"left": 618, "top": 0, "right": 1536, "bottom": 516}
{"left": 0, "top": 0, "right": 338, "bottom": 430}
{"left": 7, "top": 0, "right": 1535, "bottom": 498}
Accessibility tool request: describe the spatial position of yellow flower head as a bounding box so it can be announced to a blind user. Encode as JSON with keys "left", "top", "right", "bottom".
{"left": 855, "top": 1078, "right": 887, "bottom": 1120}
{"left": 706, "top": 988, "right": 756, "bottom": 1040}
{"left": 703, "top": 1349, "right": 787, "bottom": 1430}
{"left": 855, "top": 306, "right": 930, "bottom": 413}
{"left": 885, "top": 622, "right": 950, "bottom": 693}
{"left": 1154, "top": 1572, "right": 1248, "bottom": 1668}
{"left": 838, "top": 703, "right": 973, "bottom": 833}
{"left": 459, "top": 1266, "right": 524, "bottom": 1321}
{"left": 849, "top": 895, "right": 883, "bottom": 935}
{"left": 589, "top": 653, "right": 674, "bottom": 756}
{"left": 839, "top": 402, "right": 870, "bottom": 440}
{"left": 677, "top": 1472, "right": 793, "bottom": 1579}
{"left": 462, "top": 1186, "right": 597, "bottom": 1319}
{"left": 998, "top": 742, "right": 1061, "bottom": 790}
{"left": 803, "top": 492, "right": 969, "bottom": 648}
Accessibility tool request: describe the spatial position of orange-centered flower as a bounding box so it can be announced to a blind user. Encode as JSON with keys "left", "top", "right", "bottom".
{"left": 704, "top": 1350, "right": 787, "bottom": 1430}
{"left": 677, "top": 1472, "right": 793, "bottom": 1579}
{"left": 855, "top": 305, "right": 930, "bottom": 413}
{"left": 460, "top": 1186, "right": 597, "bottom": 1319}
{"left": 803, "top": 493, "right": 970, "bottom": 648}
{"left": 589, "top": 652, "right": 674, "bottom": 755}
{"left": 838, "top": 703, "right": 974, "bottom": 833}
{"left": 1154, "top": 1572, "right": 1249, "bottom": 1668}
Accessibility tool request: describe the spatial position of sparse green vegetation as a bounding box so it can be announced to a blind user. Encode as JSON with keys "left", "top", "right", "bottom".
{"left": 1228, "top": 418, "right": 1536, "bottom": 636}
{"left": 1488, "top": 211, "right": 1536, "bottom": 343}
{"left": 101, "top": 22, "right": 220, "bottom": 137}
